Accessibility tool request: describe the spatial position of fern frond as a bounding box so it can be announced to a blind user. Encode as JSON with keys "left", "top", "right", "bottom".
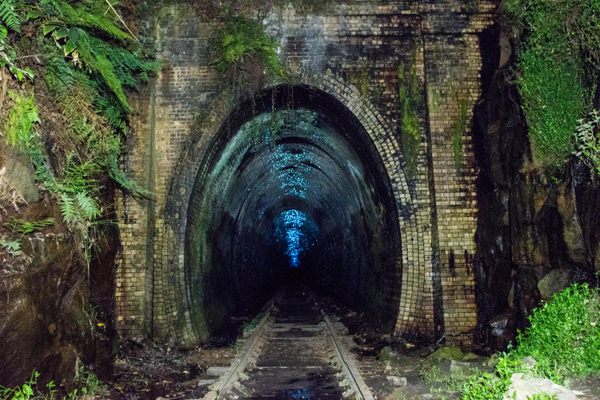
{"left": 108, "top": 159, "right": 152, "bottom": 198}
{"left": 4, "top": 91, "right": 40, "bottom": 152}
{"left": 42, "top": 0, "right": 130, "bottom": 41}
{"left": 75, "top": 192, "right": 101, "bottom": 220}
{"left": 6, "top": 218, "right": 55, "bottom": 234}
{"left": 0, "top": 0, "right": 20, "bottom": 32}
{"left": 59, "top": 193, "right": 77, "bottom": 223}
{"left": 0, "top": 23, "right": 7, "bottom": 41}
{"left": 65, "top": 29, "right": 131, "bottom": 112}
{"left": 44, "top": 55, "right": 76, "bottom": 96}
{"left": 61, "top": 156, "right": 99, "bottom": 193}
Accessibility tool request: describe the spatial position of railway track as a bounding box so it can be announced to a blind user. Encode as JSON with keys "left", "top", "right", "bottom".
{"left": 203, "top": 287, "right": 375, "bottom": 400}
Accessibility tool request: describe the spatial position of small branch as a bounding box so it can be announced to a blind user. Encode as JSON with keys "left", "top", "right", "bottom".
{"left": 105, "top": 0, "right": 138, "bottom": 41}
{"left": 14, "top": 54, "right": 46, "bottom": 61}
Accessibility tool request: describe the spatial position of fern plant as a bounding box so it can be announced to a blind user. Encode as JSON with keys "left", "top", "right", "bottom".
{"left": 0, "top": 238, "right": 22, "bottom": 256}
{"left": 3, "top": 91, "right": 40, "bottom": 151}
{"left": 0, "top": 0, "right": 34, "bottom": 81}
{"left": 0, "top": 0, "right": 20, "bottom": 33}
{"left": 1, "top": 0, "right": 156, "bottom": 268}
{"left": 5, "top": 218, "right": 55, "bottom": 235}
{"left": 574, "top": 109, "right": 600, "bottom": 175}
{"left": 39, "top": 0, "right": 159, "bottom": 112}
{"left": 212, "top": 16, "right": 284, "bottom": 77}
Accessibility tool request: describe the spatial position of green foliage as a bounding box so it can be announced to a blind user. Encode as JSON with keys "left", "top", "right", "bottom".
{"left": 397, "top": 59, "right": 422, "bottom": 178}
{"left": 420, "top": 364, "right": 477, "bottom": 394}
{"left": 59, "top": 192, "right": 101, "bottom": 224}
{"left": 40, "top": 0, "right": 131, "bottom": 42}
{"left": 0, "top": 371, "right": 40, "bottom": 400}
{"left": 0, "top": 237, "right": 21, "bottom": 256}
{"left": 461, "top": 283, "right": 600, "bottom": 399}
{"left": 66, "top": 366, "right": 106, "bottom": 399}
{"left": 2, "top": 93, "right": 51, "bottom": 190}
{"left": 0, "top": 0, "right": 20, "bottom": 33}
{"left": 517, "top": 48, "right": 590, "bottom": 166}
{"left": 0, "top": 0, "right": 155, "bottom": 269}
{"left": 213, "top": 16, "right": 283, "bottom": 77}
{"left": 3, "top": 91, "right": 40, "bottom": 152}
{"left": 0, "top": 0, "right": 34, "bottom": 81}
{"left": 0, "top": 368, "right": 105, "bottom": 400}
{"left": 40, "top": 0, "right": 158, "bottom": 112}
{"left": 504, "top": 0, "right": 600, "bottom": 64}
{"left": 453, "top": 98, "right": 468, "bottom": 172}
{"left": 574, "top": 110, "right": 600, "bottom": 175}
{"left": 461, "top": 371, "right": 507, "bottom": 400}
{"left": 511, "top": 283, "right": 600, "bottom": 381}
{"left": 6, "top": 218, "right": 55, "bottom": 235}
{"left": 527, "top": 394, "right": 558, "bottom": 400}
{"left": 503, "top": 0, "right": 599, "bottom": 168}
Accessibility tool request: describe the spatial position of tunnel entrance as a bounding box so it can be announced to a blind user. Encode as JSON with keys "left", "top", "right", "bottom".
{"left": 184, "top": 85, "right": 402, "bottom": 341}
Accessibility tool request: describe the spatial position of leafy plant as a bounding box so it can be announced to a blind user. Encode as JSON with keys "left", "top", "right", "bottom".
{"left": 527, "top": 394, "right": 558, "bottom": 400}
{"left": 511, "top": 283, "right": 600, "bottom": 381}
{"left": 39, "top": 0, "right": 157, "bottom": 112}
{"left": 0, "top": 371, "right": 40, "bottom": 400}
{"left": 0, "top": 0, "right": 20, "bottom": 33}
{"left": 0, "top": 0, "right": 34, "bottom": 81}
{"left": 461, "top": 283, "right": 600, "bottom": 399}
{"left": 0, "top": 368, "right": 104, "bottom": 400}
{"left": 67, "top": 366, "right": 106, "bottom": 399}
{"left": 3, "top": 91, "right": 40, "bottom": 153}
{"left": 0, "top": 0, "right": 156, "bottom": 272}
{"left": 6, "top": 218, "right": 55, "bottom": 235}
{"left": 2, "top": 92, "right": 55, "bottom": 192}
{"left": 212, "top": 15, "right": 284, "bottom": 78}
{"left": 420, "top": 364, "right": 477, "bottom": 394}
{"left": 0, "top": 237, "right": 21, "bottom": 256}
{"left": 574, "top": 109, "right": 600, "bottom": 175}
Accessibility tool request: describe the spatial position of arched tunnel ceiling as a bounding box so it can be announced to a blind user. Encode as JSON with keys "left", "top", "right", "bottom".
{"left": 185, "top": 86, "right": 402, "bottom": 340}
{"left": 221, "top": 111, "right": 368, "bottom": 235}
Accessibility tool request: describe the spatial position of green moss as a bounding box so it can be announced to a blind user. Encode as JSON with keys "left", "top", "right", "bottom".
{"left": 349, "top": 62, "right": 383, "bottom": 103}
{"left": 517, "top": 48, "right": 589, "bottom": 167}
{"left": 275, "top": 0, "right": 334, "bottom": 14}
{"left": 349, "top": 63, "right": 371, "bottom": 97}
{"left": 397, "top": 59, "right": 423, "bottom": 179}
{"left": 503, "top": 0, "right": 599, "bottom": 169}
{"left": 453, "top": 98, "right": 469, "bottom": 173}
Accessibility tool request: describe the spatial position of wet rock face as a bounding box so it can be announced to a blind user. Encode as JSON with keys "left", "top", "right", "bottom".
{"left": 473, "top": 26, "right": 600, "bottom": 348}
{"left": 0, "top": 237, "right": 96, "bottom": 387}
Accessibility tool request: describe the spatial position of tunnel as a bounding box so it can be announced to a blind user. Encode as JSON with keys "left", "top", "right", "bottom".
{"left": 184, "top": 85, "right": 402, "bottom": 341}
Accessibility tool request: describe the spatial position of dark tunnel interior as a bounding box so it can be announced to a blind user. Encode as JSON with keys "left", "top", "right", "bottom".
{"left": 185, "top": 85, "right": 403, "bottom": 341}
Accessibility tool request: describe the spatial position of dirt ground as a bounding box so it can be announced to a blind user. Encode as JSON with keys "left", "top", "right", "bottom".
{"left": 106, "top": 339, "right": 236, "bottom": 399}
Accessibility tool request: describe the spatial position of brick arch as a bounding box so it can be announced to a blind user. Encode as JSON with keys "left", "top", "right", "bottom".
{"left": 152, "top": 73, "right": 428, "bottom": 345}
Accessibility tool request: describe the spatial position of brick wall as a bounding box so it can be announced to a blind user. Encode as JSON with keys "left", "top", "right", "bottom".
{"left": 116, "top": 0, "right": 494, "bottom": 346}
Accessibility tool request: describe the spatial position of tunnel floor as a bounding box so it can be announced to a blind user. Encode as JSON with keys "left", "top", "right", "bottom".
{"left": 107, "top": 289, "right": 399, "bottom": 398}
{"left": 219, "top": 287, "right": 346, "bottom": 399}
